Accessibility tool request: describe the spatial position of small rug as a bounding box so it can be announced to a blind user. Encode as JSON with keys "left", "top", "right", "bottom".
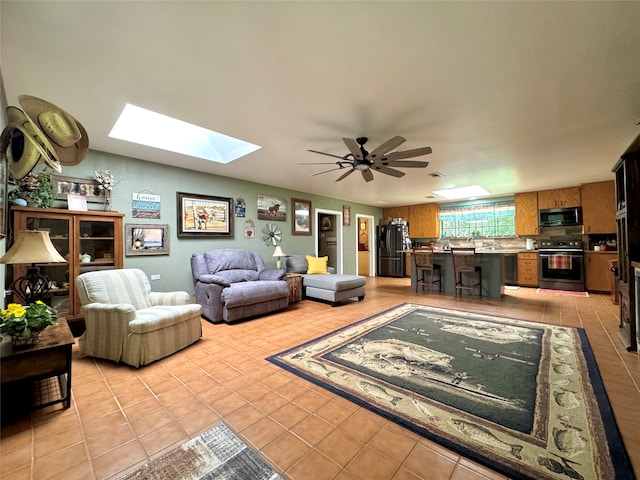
{"left": 268, "top": 303, "right": 634, "bottom": 480}
{"left": 537, "top": 288, "right": 589, "bottom": 297}
{"left": 118, "top": 422, "right": 282, "bottom": 480}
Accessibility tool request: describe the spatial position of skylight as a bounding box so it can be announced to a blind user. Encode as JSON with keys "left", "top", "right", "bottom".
{"left": 109, "top": 104, "right": 261, "bottom": 163}
{"left": 433, "top": 185, "right": 490, "bottom": 200}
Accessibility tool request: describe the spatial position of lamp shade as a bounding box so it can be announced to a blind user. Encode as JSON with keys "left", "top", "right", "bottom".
{"left": 272, "top": 246, "right": 286, "bottom": 258}
{"left": 0, "top": 230, "right": 67, "bottom": 264}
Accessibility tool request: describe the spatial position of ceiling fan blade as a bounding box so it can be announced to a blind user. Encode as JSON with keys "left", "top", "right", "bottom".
{"left": 383, "top": 146, "right": 432, "bottom": 160}
{"left": 307, "top": 149, "right": 346, "bottom": 160}
{"left": 368, "top": 135, "right": 406, "bottom": 160}
{"left": 310, "top": 167, "right": 344, "bottom": 177}
{"left": 372, "top": 165, "right": 405, "bottom": 178}
{"left": 379, "top": 160, "right": 429, "bottom": 168}
{"left": 336, "top": 169, "right": 355, "bottom": 182}
{"left": 361, "top": 168, "right": 374, "bottom": 182}
{"left": 299, "top": 162, "right": 340, "bottom": 165}
{"left": 342, "top": 138, "right": 364, "bottom": 160}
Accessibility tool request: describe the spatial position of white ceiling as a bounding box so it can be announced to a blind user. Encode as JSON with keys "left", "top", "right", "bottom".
{"left": 2, "top": 1, "right": 639, "bottom": 207}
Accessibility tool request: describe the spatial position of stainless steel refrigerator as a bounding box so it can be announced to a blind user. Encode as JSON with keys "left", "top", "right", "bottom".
{"left": 377, "top": 223, "right": 407, "bottom": 277}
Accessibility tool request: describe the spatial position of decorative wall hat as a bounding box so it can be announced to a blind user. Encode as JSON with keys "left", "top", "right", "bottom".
{"left": 0, "top": 106, "right": 62, "bottom": 179}
{"left": 18, "top": 95, "right": 89, "bottom": 166}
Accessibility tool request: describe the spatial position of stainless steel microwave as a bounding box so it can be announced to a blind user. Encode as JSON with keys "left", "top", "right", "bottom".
{"left": 539, "top": 207, "right": 582, "bottom": 227}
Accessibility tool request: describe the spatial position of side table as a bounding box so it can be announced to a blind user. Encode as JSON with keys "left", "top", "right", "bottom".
{"left": 0, "top": 318, "right": 75, "bottom": 412}
{"left": 286, "top": 273, "right": 303, "bottom": 303}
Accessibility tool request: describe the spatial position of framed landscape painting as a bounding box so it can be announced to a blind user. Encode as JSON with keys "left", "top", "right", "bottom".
{"left": 177, "top": 192, "right": 233, "bottom": 237}
{"left": 126, "top": 223, "right": 170, "bottom": 256}
{"left": 292, "top": 198, "right": 312, "bottom": 235}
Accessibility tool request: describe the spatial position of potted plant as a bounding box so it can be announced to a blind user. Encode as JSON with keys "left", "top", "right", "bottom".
{"left": 0, "top": 301, "right": 58, "bottom": 347}
{"left": 8, "top": 169, "right": 56, "bottom": 208}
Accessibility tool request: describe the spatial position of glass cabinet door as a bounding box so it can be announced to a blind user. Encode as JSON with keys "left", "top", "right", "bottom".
{"left": 25, "top": 216, "right": 72, "bottom": 315}
{"left": 78, "top": 219, "right": 117, "bottom": 272}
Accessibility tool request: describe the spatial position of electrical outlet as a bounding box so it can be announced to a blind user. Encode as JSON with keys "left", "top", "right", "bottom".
{"left": 151, "top": 274, "right": 160, "bottom": 280}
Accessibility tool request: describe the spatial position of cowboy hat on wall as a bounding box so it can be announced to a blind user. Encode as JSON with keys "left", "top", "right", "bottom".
{"left": 0, "top": 95, "right": 89, "bottom": 180}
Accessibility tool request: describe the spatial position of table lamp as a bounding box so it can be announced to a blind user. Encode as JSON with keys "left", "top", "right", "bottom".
{"left": 272, "top": 245, "right": 286, "bottom": 269}
{"left": 0, "top": 230, "right": 67, "bottom": 304}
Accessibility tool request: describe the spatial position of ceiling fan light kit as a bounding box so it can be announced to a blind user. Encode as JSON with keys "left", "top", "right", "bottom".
{"left": 301, "top": 135, "right": 432, "bottom": 183}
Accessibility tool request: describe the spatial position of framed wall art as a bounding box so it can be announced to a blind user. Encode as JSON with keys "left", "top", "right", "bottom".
{"left": 54, "top": 175, "right": 106, "bottom": 203}
{"left": 257, "top": 194, "right": 286, "bottom": 221}
{"left": 177, "top": 192, "right": 233, "bottom": 238}
{"left": 343, "top": 205, "right": 351, "bottom": 227}
{"left": 292, "top": 198, "right": 312, "bottom": 236}
{"left": 126, "top": 223, "right": 170, "bottom": 256}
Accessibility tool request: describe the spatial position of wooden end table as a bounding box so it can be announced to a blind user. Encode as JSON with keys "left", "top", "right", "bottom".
{"left": 0, "top": 318, "right": 75, "bottom": 411}
{"left": 286, "top": 273, "right": 303, "bottom": 303}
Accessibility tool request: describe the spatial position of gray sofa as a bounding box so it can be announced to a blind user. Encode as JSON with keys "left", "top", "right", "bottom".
{"left": 191, "top": 249, "right": 289, "bottom": 323}
{"left": 285, "top": 254, "right": 366, "bottom": 305}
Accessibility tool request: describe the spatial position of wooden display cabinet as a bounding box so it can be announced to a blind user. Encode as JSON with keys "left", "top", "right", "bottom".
{"left": 612, "top": 141, "right": 640, "bottom": 352}
{"left": 10, "top": 207, "right": 124, "bottom": 336}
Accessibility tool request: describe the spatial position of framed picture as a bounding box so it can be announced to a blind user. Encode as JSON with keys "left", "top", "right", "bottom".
{"left": 292, "top": 198, "right": 312, "bottom": 236}
{"left": 53, "top": 175, "right": 106, "bottom": 203}
{"left": 67, "top": 194, "right": 88, "bottom": 211}
{"left": 177, "top": 192, "right": 233, "bottom": 237}
{"left": 319, "top": 214, "right": 333, "bottom": 231}
{"left": 257, "top": 194, "right": 286, "bottom": 221}
{"left": 343, "top": 205, "right": 351, "bottom": 227}
{"left": 125, "top": 223, "right": 170, "bottom": 256}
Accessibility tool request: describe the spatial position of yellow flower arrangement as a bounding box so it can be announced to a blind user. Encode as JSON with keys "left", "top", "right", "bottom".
{"left": 0, "top": 301, "right": 58, "bottom": 339}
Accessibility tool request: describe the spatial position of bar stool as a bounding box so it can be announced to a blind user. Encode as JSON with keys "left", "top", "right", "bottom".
{"left": 452, "top": 247, "right": 482, "bottom": 296}
{"left": 413, "top": 249, "right": 441, "bottom": 293}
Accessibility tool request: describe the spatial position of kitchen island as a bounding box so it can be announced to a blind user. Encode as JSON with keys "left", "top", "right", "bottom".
{"left": 409, "top": 249, "right": 518, "bottom": 298}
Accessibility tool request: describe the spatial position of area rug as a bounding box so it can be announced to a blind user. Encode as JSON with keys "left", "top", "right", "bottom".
{"left": 118, "top": 422, "right": 282, "bottom": 480}
{"left": 537, "top": 288, "right": 589, "bottom": 297}
{"left": 268, "top": 303, "right": 634, "bottom": 480}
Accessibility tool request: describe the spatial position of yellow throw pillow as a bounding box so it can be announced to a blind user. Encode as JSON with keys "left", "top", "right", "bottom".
{"left": 305, "top": 254, "right": 329, "bottom": 274}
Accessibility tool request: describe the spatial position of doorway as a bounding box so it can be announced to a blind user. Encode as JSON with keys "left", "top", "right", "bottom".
{"left": 316, "top": 208, "right": 342, "bottom": 273}
{"left": 356, "top": 214, "right": 375, "bottom": 276}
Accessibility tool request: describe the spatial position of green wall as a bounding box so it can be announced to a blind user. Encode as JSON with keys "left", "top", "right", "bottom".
{"left": 60, "top": 150, "right": 382, "bottom": 293}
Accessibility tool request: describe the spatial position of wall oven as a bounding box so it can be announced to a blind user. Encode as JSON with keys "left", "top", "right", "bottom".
{"left": 538, "top": 238, "right": 585, "bottom": 291}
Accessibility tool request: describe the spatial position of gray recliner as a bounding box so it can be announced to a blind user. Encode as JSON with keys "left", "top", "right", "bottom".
{"left": 190, "top": 248, "right": 289, "bottom": 323}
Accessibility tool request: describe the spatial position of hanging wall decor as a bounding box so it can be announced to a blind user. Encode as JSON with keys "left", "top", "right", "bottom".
{"left": 257, "top": 194, "right": 286, "bottom": 221}
{"left": 262, "top": 223, "right": 282, "bottom": 246}
{"left": 244, "top": 219, "right": 255, "bottom": 239}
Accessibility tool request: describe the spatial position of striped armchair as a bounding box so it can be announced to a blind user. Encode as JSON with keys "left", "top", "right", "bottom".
{"left": 76, "top": 268, "right": 202, "bottom": 367}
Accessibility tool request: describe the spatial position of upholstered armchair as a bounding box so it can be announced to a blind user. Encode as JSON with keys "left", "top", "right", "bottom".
{"left": 76, "top": 268, "right": 202, "bottom": 367}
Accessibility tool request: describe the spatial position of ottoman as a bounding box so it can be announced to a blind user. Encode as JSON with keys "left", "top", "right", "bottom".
{"left": 302, "top": 274, "right": 366, "bottom": 304}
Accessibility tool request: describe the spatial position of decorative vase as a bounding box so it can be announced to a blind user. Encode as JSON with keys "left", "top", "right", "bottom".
{"left": 11, "top": 331, "right": 41, "bottom": 348}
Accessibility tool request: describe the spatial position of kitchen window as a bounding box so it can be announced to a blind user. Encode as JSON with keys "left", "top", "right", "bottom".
{"left": 439, "top": 200, "right": 515, "bottom": 238}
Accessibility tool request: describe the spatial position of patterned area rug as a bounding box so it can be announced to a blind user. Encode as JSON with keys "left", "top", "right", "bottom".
{"left": 118, "top": 423, "right": 281, "bottom": 480}
{"left": 537, "top": 288, "right": 590, "bottom": 297}
{"left": 268, "top": 304, "right": 634, "bottom": 480}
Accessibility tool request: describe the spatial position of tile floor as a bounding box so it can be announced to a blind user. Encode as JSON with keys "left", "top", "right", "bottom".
{"left": 1, "top": 278, "right": 639, "bottom": 480}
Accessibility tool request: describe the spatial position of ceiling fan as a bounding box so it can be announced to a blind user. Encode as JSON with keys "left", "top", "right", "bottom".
{"left": 301, "top": 136, "right": 431, "bottom": 182}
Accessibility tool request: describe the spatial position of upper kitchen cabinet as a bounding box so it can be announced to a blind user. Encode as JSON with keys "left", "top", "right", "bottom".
{"left": 382, "top": 206, "right": 410, "bottom": 222}
{"left": 408, "top": 203, "right": 440, "bottom": 238}
{"left": 537, "top": 187, "right": 581, "bottom": 209}
{"left": 515, "top": 191, "right": 538, "bottom": 236}
{"left": 581, "top": 180, "right": 616, "bottom": 234}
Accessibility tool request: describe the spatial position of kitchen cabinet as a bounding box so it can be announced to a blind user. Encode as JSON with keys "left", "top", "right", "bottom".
{"left": 537, "top": 187, "right": 581, "bottom": 209}
{"left": 517, "top": 252, "right": 539, "bottom": 287}
{"left": 585, "top": 252, "right": 617, "bottom": 292}
{"left": 10, "top": 207, "right": 124, "bottom": 336}
{"left": 581, "top": 180, "right": 616, "bottom": 234}
{"left": 408, "top": 203, "right": 439, "bottom": 238}
{"left": 382, "top": 206, "right": 409, "bottom": 222}
{"left": 515, "top": 192, "right": 539, "bottom": 236}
